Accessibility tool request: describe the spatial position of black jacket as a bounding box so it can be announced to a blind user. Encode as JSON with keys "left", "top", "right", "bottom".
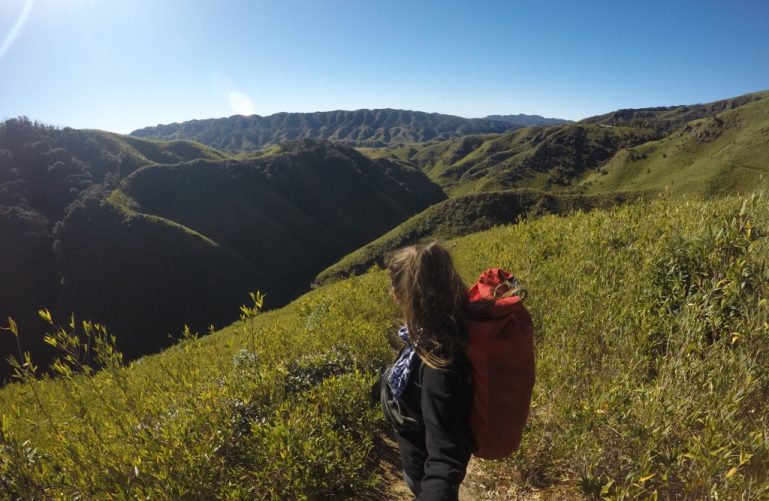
{"left": 393, "top": 355, "right": 473, "bottom": 501}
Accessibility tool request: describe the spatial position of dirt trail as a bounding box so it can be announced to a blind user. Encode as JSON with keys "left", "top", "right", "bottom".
{"left": 364, "top": 431, "right": 485, "bottom": 500}
{"left": 363, "top": 431, "right": 583, "bottom": 500}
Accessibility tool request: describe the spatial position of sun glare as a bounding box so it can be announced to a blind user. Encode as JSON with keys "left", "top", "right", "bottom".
{"left": 0, "top": 0, "right": 35, "bottom": 61}
{"left": 228, "top": 91, "right": 256, "bottom": 116}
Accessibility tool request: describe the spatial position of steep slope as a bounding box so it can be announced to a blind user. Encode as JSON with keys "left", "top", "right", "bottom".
{"left": 315, "top": 189, "right": 638, "bottom": 284}
{"left": 360, "top": 90, "right": 769, "bottom": 198}
{"left": 361, "top": 125, "right": 658, "bottom": 195}
{"left": 0, "top": 118, "right": 231, "bottom": 380}
{"left": 55, "top": 197, "right": 265, "bottom": 360}
{"left": 49, "top": 140, "right": 445, "bottom": 364}
{"left": 0, "top": 120, "right": 444, "bottom": 379}
{"left": 2, "top": 194, "right": 767, "bottom": 499}
{"left": 580, "top": 92, "right": 769, "bottom": 195}
{"left": 581, "top": 91, "right": 766, "bottom": 135}
{"left": 131, "top": 109, "right": 519, "bottom": 151}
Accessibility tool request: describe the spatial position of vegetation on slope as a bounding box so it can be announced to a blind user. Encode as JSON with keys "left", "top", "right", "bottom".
{"left": 581, "top": 91, "right": 767, "bottom": 135}
{"left": 580, "top": 92, "right": 769, "bottom": 196}
{"left": 484, "top": 113, "right": 571, "bottom": 127}
{"left": 360, "top": 124, "right": 659, "bottom": 195}
{"left": 315, "top": 189, "right": 639, "bottom": 285}
{"left": 46, "top": 140, "right": 444, "bottom": 367}
{"left": 2, "top": 193, "right": 768, "bottom": 499}
{"left": 131, "top": 109, "right": 520, "bottom": 151}
{"left": 0, "top": 118, "right": 231, "bottom": 380}
{"left": 359, "top": 90, "right": 769, "bottom": 199}
{"left": 0, "top": 119, "right": 444, "bottom": 380}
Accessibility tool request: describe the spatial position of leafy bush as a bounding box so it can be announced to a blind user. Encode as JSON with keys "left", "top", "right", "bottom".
{"left": 2, "top": 193, "right": 769, "bottom": 498}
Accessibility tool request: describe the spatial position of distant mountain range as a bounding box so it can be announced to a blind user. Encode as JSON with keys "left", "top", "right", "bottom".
{"left": 483, "top": 114, "right": 571, "bottom": 126}
{"left": 131, "top": 109, "right": 567, "bottom": 151}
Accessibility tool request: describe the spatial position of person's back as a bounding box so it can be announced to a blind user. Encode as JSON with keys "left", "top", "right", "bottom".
{"left": 383, "top": 242, "right": 473, "bottom": 500}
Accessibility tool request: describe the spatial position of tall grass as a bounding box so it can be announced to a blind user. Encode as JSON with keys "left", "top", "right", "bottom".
{"left": 2, "top": 193, "right": 769, "bottom": 499}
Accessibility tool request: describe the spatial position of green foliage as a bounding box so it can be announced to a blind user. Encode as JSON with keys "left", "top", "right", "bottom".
{"left": 316, "top": 189, "right": 638, "bottom": 285}
{"left": 0, "top": 272, "right": 397, "bottom": 498}
{"left": 446, "top": 194, "right": 769, "bottom": 499}
{"left": 358, "top": 90, "right": 769, "bottom": 201}
{"left": 2, "top": 134, "right": 444, "bottom": 377}
{"left": 3, "top": 187, "right": 769, "bottom": 498}
{"left": 580, "top": 93, "right": 769, "bottom": 196}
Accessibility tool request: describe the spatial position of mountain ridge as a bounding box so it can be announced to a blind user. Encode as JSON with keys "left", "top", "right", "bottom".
{"left": 483, "top": 113, "right": 571, "bottom": 126}
{"left": 131, "top": 109, "right": 524, "bottom": 151}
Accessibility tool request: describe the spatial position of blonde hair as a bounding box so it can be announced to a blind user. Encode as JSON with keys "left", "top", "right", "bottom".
{"left": 385, "top": 242, "right": 468, "bottom": 368}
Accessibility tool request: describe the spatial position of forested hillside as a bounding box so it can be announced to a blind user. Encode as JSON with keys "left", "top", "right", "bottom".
{"left": 315, "top": 189, "right": 638, "bottom": 284}
{"left": 5, "top": 90, "right": 769, "bottom": 380}
{"left": 0, "top": 118, "right": 231, "bottom": 380}
{"left": 0, "top": 120, "right": 443, "bottom": 379}
{"left": 484, "top": 113, "right": 571, "bottom": 126}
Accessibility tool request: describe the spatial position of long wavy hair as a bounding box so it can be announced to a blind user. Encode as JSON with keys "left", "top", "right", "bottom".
{"left": 385, "top": 241, "right": 468, "bottom": 368}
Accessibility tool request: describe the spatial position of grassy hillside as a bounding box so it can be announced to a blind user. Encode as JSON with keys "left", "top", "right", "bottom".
{"left": 359, "top": 90, "right": 769, "bottom": 199}
{"left": 580, "top": 92, "right": 769, "bottom": 196}
{"left": 580, "top": 91, "right": 767, "bottom": 134}
{"left": 360, "top": 124, "right": 659, "bottom": 195}
{"left": 484, "top": 113, "right": 571, "bottom": 127}
{"left": 2, "top": 193, "right": 768, "bottom": 499}
{"left": 315, "top": 189, "right": 639, "bottom": 285}
{"left": 1, "top": 120, "right": 445, "bottom": 380}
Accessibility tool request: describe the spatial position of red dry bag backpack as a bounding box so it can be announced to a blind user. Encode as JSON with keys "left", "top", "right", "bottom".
{"left": 464, "top": 268, "right": 535, "bottom": 459}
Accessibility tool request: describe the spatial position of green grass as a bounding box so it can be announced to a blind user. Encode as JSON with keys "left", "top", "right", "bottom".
{"left": 3, "top": 193, "right": 769, "bottom": 498}
{"left": 88, "top": 130, "right": 231, "bottom": 168}
{"left": 315, "top": 189, "right": 640, "bottom": 285}
{"left": 581, "top": 94, "right": 769, "bottom": 196}
{"left": 357, "top": 91, "right": 769, "bottom": 202}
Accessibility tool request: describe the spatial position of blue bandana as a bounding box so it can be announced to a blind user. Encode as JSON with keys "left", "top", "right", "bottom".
{"left": 387, "top": 325, "right": 417, "bottom": 399}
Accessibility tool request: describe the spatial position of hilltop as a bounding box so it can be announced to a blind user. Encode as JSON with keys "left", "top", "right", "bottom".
{"left": 0, "top": 118, "right": 232, "bottom": 379}
{"left": 315, "top": 189, "right": 637, "bottom": 285}
{"left": 484, "top": 113, "right": 571, "bottom": 127}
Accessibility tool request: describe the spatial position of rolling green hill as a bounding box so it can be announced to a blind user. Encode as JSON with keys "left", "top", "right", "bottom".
{"left": 359, "top": 124, "right": 659, "bottom": 195}
{"left": 580, "top": 92, "right": 769, "bottom": 195}
{"left": 2, "top": 193, "right": 767, "bottom": 499}
{"left": 131, "top": 109, "right": 521, "bottom": 151}
{"left": 315, "top": 189, "right": 639, "bottom": 285}
{"left": 358, "top": 90, "right": 769, "bottom": 198}
{"left": 484, "top": 113, "right": 571, "bottom": 126}
{"left": 0, "top": 120, "right": 445, "bottom": 379}
{"left": 47, "top": 141, "right": 444, "bottom": 364}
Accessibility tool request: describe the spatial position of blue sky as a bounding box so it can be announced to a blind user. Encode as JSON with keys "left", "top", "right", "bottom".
{"left": 1, "top": 0, "right": 768, "bottom": 133}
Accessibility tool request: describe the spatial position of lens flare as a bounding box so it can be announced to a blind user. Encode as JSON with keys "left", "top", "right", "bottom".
{"left": 0, "top": 0, "right": 35, "bottom": 60}
{"left": 228, "top": 91, "right": 255, "bottom": 116}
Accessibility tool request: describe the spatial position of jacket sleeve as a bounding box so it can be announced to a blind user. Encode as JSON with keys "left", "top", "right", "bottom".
{"left": 417, "top": 364, "right": 472, "bottom": 501}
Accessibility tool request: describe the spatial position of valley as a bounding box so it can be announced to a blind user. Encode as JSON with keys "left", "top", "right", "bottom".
{"left": 2, "top": 90, "right": 769, "bottom": 499}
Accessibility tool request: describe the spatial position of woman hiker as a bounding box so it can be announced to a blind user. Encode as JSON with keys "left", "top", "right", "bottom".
{"left": 383, "top": 242, "right": 473, "bottom": 500}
